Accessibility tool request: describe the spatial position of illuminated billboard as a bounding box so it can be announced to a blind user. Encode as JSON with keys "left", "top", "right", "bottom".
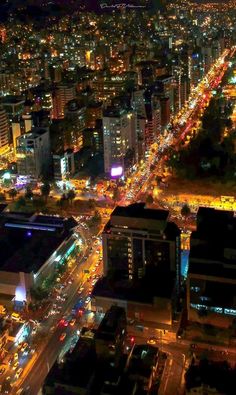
{"left": 111, "top": 166, "right": 123, "bottom": 177}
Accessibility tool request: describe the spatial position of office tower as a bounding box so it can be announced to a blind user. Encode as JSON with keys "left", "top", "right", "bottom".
{"left": 187, "top": 207, "right": 236, "bottom": 328}
{"left": 1, "top": 96, "right": 25, "bottom": 125}
{"left": 102, "top": 203, "right": 181, "bottom": 288}
{"left": 132, "top": 89, "right": 146, "bottom": 118}
{"left": 83, "top": 121, "right": 103, "bottom": 155}
{"left": 160, "top": 97, "right": 170, "bottom": 128}
{"left": 0, "top": 107, "right": 9, "bottom": 155}
{"left": 51, "top": 84, "right": 76, "bottom": 119}
{"left": 12, "top": 114, "right": 33, "bottom": 157}
{"left": 53, "top": 149, "right": 76, "bottom": 181}
{"left": 154, "top": 75, "right": 174, "bottom": 114}
{"left": 103, "top": 107, "right": 137, "bottom": 176}
{"left": 144, "top": 90, "right": 161, "bottom": 147}
{"left": 64, "top": 100, "right": 86, "bottom": 151}
{"left": 16, "top": 127, "right": 51, "bottom": 180}
{"left": 86, "top": 102, "right": 103, "bottom": 128}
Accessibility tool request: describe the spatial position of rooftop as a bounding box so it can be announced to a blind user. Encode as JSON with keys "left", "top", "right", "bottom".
{"left": 92, "top": 271, "right": 175, "bottom": 303}
{"left": 127, "top": 344, "right": 158, "bottom": 379}
{"left": 0, "top": 212, "right": 77, "bottom": 274}
{"left": 111, "top": 203, "right": 169, "bottom": 221}
{"left": 44, "top": 339, "right": 97, "bottom": 391}
{"left": 189, "top": 207, "right": 236, "bottom": 273}
{"left": 96, "top": 306, "right": 125, "bottom": 338}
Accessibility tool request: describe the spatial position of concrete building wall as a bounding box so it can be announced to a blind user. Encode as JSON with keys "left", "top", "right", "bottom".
{"left": 92, "top": 295, "right": 172, "bottom": 328}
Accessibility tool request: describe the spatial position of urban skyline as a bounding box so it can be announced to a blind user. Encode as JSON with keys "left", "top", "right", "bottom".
{"left": 0, "top": 1, "right": 235, "bottom": 394}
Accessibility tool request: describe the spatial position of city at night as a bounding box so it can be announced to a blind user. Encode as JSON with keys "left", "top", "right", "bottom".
{"left": 0, "top": 0, "right": 235, "bottom": 394}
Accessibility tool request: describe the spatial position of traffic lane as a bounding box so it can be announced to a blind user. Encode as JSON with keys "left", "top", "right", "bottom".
{"left": 17, "top": 326, "right": 67, "bottom": 395}
{"left": 13, "top": 253, "right": 102, "bottom": 393}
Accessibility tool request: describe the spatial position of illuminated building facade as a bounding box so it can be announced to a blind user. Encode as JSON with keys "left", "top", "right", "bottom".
{"left": 0, "top": 209, "right": 78, "bottom": 308}
{"left": 103, "top": 107, "right": 137, "bottom": 176}
{"left": 16, "top": 127, "right": 51, "bottom": 180}
{"left": 0, "top": 107, "right": 9, "bottom": 155}
{"left": 53, "top": 149, "right": 76, "bottom": 181}
{"left": 51, "top": 84, "right": 76, "bottom": 119}
{"left": 102, "top": 203, "right": 181, "bottom": 286}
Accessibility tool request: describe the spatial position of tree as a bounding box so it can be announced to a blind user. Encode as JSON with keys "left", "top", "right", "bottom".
{"left": 89, "top": 210, "right": 102, "bottom": 227}
{"left": 146, "top": 194, "right": 154, "bottom": 205}
{"left": 0, "top": 193, "right": 6, "bottom": 202}
{"left": 15, "top": 197, "right": 26, "bottom": 209}
{"left": 57, "top": 194, "right": 69, "bottom": 210}
{"left": 33, "top": 198, "right": 45, "bottom": 212}
{"left": 112, "top": 187, "right": 120, "bottom": 202}
{"left": 40, "top": 183, "right": 51, "bottom": 202}
{"left": 8, "top": 188, "right": 17, "bottom": 201}
{"left": 25, "top": 187, "right": 34, "bottom": 200}
{"left": 67, "top": 189, "right": 76, "bottom": 205}
{"left": 181, "top": 204, "right": 191, "bottom": 219}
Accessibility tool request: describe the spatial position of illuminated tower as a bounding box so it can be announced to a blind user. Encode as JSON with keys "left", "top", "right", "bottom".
{"left": 0, "top": 107, "right": 9, "bottom": 155}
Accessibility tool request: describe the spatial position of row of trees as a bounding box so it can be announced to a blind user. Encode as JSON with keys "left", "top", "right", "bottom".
{"left": 1, "top": 183, "right": 78, "bottom": 213}
{"left": 169, "top": 96, "right": 236, "bottom": 181}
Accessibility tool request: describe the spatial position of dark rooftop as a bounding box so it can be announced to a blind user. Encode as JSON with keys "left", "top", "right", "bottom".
{"left": 92, "top": 271, "right": 175, "bottom": 303}
{"left": 127, "top": 344, "right": 158, "bottom": 379}
{"left": 0, "top": 212, "right": 77, "bottom": 273}
{"left": 111, "top": 203, "right": 169, "bottom": 221}
{"left": 96, "top": 306, "right": 125, "bottom": 338}
{"left": 189, "top": 207, "right": 236, "bottom": 271}
{"left": 44, "top": 339, "right": 97, "bottom": 392}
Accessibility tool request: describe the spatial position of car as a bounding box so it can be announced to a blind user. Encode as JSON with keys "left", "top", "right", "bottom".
{"left": 70, "top": 318, "right": 76, "bottom": 326}
{"left": 14, "top": 352, "right": 18, "bottom": 360}
{"left": 23, "top": 347, "right": 30, "bottom": 356}
{"left": 15, "top": 367, "right": 23, "bottom": 379}
{"left": 147, "top": 337, "right": 157, "bottom": 345}
{"left": 8, "top": 356, "right": 14, "bottom": 366}
{"left": 11, "top": 312, "right": 20, "bottom": 321}
{"left": 21, "top": 343, "right": 28, "bottom": 352}
{"left": 0, "top": 366, "right": 5, "bottom": 375}
{"left": 13, "top": 361, "right": 19, "bottom": 370}
{"left": 59, "top": 332, "right": 67, "bottom": 342}
{"left": 85, "top": 297, "right": 91, "bottom": 305}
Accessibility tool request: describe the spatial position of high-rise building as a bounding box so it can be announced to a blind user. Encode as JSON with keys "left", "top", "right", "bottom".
{"left": 16, "top": 127, "right": 51, "bottom": 180}
{"left": 102, "top": 203, "right": 181, "bottom": 288}
{"left": 1, "top": 96, "right": 25, "bottom": 125}
{"left": 64, "top": 100, "right": 86, "bottom": 151}
{"left": 53, "top": 149, "right": 76, "bottom": 181}
{"left": 187, "top": 207, "right": 236, "bottom": 328}
{"left": 51, "top": 84, "right": 76, "bottom": 120}
{"left": 144, "top": 90, "right": 161, "bottom": 147}
{"left": 12, "top": 114, "right": 33, "bottom": 157}
{"left": 0, "top": 107, "right": 9, "bottom": 155}
{"left": 103, "top": 107, "right": 137, "bottom": 176}
{"left": 154, "top": 75, "right": 174, "bottom": 113}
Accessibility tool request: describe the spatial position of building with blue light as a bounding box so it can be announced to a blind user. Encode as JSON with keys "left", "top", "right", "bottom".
{"left": 0, "top": 208, "right": 78, "bottom": 308}
{"left": 187, "top": 207, "right": 236, "bottom": 328}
